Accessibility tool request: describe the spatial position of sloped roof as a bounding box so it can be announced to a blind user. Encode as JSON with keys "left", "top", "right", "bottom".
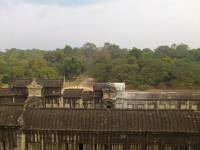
{"left": 125, "top": 91, "right": 200, "bottom": 100}
{"left": 12, "top": 79, "right": 63, "bottom": 88}
{"left": 12, "top": 79, "right": 32, "bottom": 88}
{"left": 38, "top": 79, "right": 63, "bottom": 88}
{"left": 0, "top": 88, "right": 13, "bottom": 97}
{"left": 0, "top": 104, "right": 23, "bottom": 127}
{"left": 13, "top": 90, "right": 28, "bottom": 96}
{"left": 82, "top": 91, "right": 93, "bottom": 101}
{"left": 23, "top": 109, "right": 200, "bottom": 133}
{"left": 63, "top": 89, "right": 83, "bottom": 98}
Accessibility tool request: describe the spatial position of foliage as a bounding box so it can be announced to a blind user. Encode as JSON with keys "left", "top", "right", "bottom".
{"left": 1, "top": 43, "right": 200, "bottom": 89}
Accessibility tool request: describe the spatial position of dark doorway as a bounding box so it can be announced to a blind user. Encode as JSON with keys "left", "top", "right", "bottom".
{"left": 94, "top": 144, "right": 97, "bottom": 150}
{"left": 3, "top": 141, "right": 6, "bottom": 150}
{"left": 104, "top": 144, "right": 107, "bottom": 150}
{"left": 106, "top": 101, "right": 113, "bottom": 109}
{"left": 79, "top": 143, "right": 83, "bottom": 150}
{"left": 107, "top": 105, "right": 112, "bottom": 109}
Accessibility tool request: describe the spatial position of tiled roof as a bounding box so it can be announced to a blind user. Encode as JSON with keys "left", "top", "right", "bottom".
{"left": 13, "top": 89, "right": 28, "bottom": 96}
{"left": 0, "top": 104, "right": 23, "bottom": 127}
{"left": 0, "top": 88, "right": 13, "bottom": 97}
{"left": 125, "top": 91, "right": 200, "bottom": 100}
{"left": 23, "top": 109, "right": 200, "bottom": 133}
{"left": 63, "top": 89, "right": 83, "bottom": 98}
{"left": 82, "top": 91, "right": 93, "bottom": 101}
{"left": 38, "top": 79, "right": 63, "bottom": 88}
{"left": 12, "top": 79, "right": 63, "bottom": 88}
{"left": 12, "top": 79, "right": 32, "bottom": 88}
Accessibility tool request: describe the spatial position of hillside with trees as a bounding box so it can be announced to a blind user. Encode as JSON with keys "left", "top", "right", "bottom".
{"left": 1, "top": 43, "right": 200, "bottom": 89}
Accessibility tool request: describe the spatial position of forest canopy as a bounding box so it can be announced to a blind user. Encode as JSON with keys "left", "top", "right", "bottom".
{"left": 1, "top": 43, "right": 200, "bottom": 89}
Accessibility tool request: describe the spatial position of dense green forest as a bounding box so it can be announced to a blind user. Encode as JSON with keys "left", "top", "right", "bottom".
{"left": 1, "top": 43, "right": 200, "bottom": 89}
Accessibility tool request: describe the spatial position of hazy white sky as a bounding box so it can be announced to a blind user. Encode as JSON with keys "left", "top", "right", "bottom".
{"left": 0, "top": 0, "right": 199, "bottom": 50}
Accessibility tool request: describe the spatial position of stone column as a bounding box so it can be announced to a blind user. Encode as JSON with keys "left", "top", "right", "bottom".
{"left": 17, "top": 132, "right": 25, "bottom": 150}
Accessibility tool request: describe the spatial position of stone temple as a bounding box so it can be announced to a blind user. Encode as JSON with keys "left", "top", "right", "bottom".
{"left": 0, "top": 79, "right": 200, "bottom": 150}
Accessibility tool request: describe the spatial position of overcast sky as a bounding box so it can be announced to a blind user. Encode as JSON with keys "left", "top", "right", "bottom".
{"left": 0, "top": 0, "right": 199, "bottom": 50}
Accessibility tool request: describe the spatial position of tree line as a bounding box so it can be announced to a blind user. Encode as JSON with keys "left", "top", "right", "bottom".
{"left": 1, "top": 43, "right": 200, "bottom": 89}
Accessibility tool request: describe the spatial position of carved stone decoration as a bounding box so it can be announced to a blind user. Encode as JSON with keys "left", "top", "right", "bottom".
{"left": 27, "top": 78, "right": 42, "bottom": 97}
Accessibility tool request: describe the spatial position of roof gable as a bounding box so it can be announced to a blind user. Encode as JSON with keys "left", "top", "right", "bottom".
{"left": 0, "top": 104, "right": 23, "bottom": 127}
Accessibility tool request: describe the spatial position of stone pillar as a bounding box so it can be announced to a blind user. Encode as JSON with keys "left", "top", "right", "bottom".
{"left": 59, "top": 97, "right": 64, "bottom": 108}
{"left": 157, "top": 101, "right": 160, "bottom": 110}
{"left": 187, "top": 100, "right": 190, "bottom": 110}
{"left": 13, "top": 97, "right": 15, "bottom": 104}
{"left": 18, "top": 132, "right": 25, "bottom": 150}
{"left": 80, "top": 99, "right": 84, "bottom": 108}
{"left": 145, "top": 101, "right": 148, "bottom": 109}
